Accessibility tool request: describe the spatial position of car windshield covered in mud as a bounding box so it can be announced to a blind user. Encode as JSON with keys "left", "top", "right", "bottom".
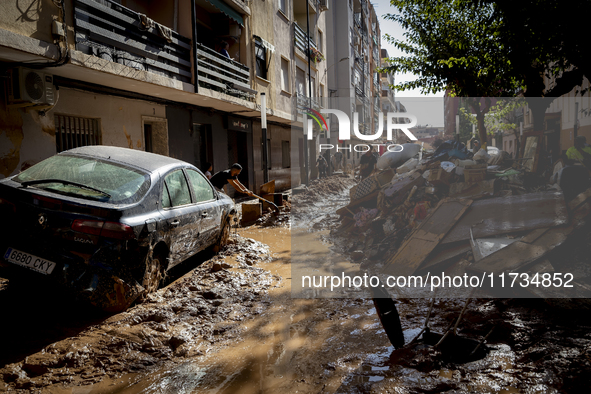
{"left": 0, "top": 146, "right": 235, "bottom": 312}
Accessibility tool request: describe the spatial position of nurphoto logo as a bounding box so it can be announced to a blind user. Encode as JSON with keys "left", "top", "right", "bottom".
{"left": 303, "top": 107, "right": 419, "bottom": 153}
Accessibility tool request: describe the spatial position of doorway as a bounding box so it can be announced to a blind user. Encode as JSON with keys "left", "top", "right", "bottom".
{"left": 227, "top": 130, "right": 249, "bottom": 190}
{"left": 192, "top": 123, "right": 213, "bottom": 174}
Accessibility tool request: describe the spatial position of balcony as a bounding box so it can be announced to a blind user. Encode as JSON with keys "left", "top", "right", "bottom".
{"left": 74, "top": 0, "right": 192, "bottom": 83}
{"left": 74, "top": 0, "right": 252, "bottom": 100}
{"left": 196, "top": 44, "right": 252, "bottom": 100}
{"left": 294, "top": 23, "right": 317, "bottom": 58}
{"left": 295, "top": 92, "right": 321, "bottom": 115}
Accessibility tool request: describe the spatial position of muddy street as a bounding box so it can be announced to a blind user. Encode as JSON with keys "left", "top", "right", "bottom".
{"left": 1, "top": 175, "right": 591, "bottom": 393}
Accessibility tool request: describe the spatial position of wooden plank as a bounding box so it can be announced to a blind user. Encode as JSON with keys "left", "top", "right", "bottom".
{"left": 74, "top": 7, "right": 190, "bottom": 55}
{"left": 336, "top": 189, "right": 380, "bottom": 217}
{"left": 520, "top": 227, "right": 549, "bottom": 244}
{"left": 441, "top": 191, "right": 568, "bottom": 245}
{"left": 468, "top": 224, "right": 574, "bottom": 275}
{"left": 260, "top": 180, "right": 275, "bottom": 195}
{"left": 383, "top": 199, "right": 473, "bottom": 277}
{"left": 75, "top": 0, "right": 191, "bottom": 49}
{"left": 568, "top": 187, "right": 591, "bottom": 211}
{"left": 196, "top": 46, "right": 250, "bottom": 77}
{"left": 197, "top": 75, "right": 226, "bottom": 89}
{"left": 415, "top": 242, "right": 471, "bottom": 274}
{"left": 76, "top": 19, "right": 191, "bottom": 67}
{"left": 196, "top": 59, "right": 250, "bottom": 87}
{"left": 196, "top": 59, "right": 250, "bottom": 89}
{"left": 75, "top": 32, "right": 189, "bottom": 80}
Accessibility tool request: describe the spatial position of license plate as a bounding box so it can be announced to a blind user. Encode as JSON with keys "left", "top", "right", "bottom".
{"left": 3, "top": 248, "right": 56, "bottom": 275}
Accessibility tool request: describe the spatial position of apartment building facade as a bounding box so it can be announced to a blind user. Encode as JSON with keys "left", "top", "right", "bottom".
{"left": 0, "top": 0, "right": 328, "bottom": 192}
{"left": 323, "top": 0, "right": 381, "bottom": 170}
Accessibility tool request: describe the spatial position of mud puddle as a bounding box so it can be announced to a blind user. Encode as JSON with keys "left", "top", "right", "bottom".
{"left": 41, "top": 225, "right": 397, "bottom": 394}
{"left": 3, "top": 174, "right": 591, "bottom": 393}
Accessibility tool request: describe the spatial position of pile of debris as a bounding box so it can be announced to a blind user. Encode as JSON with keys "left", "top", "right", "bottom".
{"left": 332, "top": 141, "right": 591, "bottom": 301}
{"left": 292, "top": 174, "right": 357, "bottom": 206}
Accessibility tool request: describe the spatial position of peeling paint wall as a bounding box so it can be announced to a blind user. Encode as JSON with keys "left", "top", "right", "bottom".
{"left": 0, "top": 87, "right": 166, "bottom": 179}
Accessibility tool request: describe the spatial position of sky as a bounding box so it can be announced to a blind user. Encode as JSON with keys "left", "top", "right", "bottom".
{"left": 372, "top": 0, "right": 445, "bottom": 126}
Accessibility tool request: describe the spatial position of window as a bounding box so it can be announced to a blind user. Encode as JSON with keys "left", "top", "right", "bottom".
{"left": 281, "top": 57, "right": 290, "bottom": 92}
{"left": 282, "top": 140, "right": 290, "bottom": 168}
{"left": 255, "top": 38, "right": 268, "bottom": 80}
{"left": 55, "top": 115, "right": 101, "bottom": 153}
{"left": 296, "top": 67, "right": 306, "bottom": 96}
{"left": 311, "top": 76, "right": 316, "bottom": 98}
{"left": 279, "top": 0, "right": 287, "bottom": 15}
{"left": 14, "top": 155, "right": 150, "bottom": 204}
{"left": 186, "top": 169, "right": 214, "bottom": 203}
{"left": 317, "top": 29, "right": 323, "bottom": 54}
{"left": 162, "top": 170, "right": 191, "bottom": 208}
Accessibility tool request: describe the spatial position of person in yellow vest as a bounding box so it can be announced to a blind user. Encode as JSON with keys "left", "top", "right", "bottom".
{"left": 566, "top": 136, "right": 591, "bottom": 168}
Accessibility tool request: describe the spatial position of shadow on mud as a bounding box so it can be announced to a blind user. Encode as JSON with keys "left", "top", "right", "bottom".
{"left": 0, "top": 248, "right": 215, "bottom": 368}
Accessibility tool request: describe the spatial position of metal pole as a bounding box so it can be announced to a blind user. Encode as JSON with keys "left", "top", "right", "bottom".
{"left": 305, "top": 0, "right": 312, "bottom": 184}
{"left": 574, "top": 102, "right": 579, "bottom": 139}
{"left": 261, "top": 93, "right": 269, "bottom": 183}
{"left": 190, "top": 0, "right": 199, "bottom": 94}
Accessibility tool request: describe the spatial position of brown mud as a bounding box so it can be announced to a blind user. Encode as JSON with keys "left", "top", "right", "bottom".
{"left": 1, "top": 174, "right": 591, "bottom": 393}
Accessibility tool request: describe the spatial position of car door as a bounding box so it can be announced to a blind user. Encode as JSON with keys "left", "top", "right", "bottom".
{"left": 159, "top": 169, "right": 198, "bottom": 266}
{"left": 185, "top": 169, "right": 222, "bottom": 249}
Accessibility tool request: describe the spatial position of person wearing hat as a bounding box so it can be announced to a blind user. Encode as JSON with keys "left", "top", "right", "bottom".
{"left": 566, "top": 136, "right": 591, "bottom": 167}
{"left": 470, "top": 137, "right": 481, "bottom": 153}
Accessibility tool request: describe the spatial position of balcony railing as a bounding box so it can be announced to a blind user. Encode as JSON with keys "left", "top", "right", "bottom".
{"left": 294, "top": 23, "right": 317, "bottom": 57}
{"left": 74, "top": 0, "right": 253, "bottom": 100}
{"left": 295, "top": 92, "right": 321, "bottom": 115}
{"left": 355, "top": 85, "right": 364, "bottom": 98}
{"left": 74, "top": 0, "right": 192, "bottom": 83}
{"left": 354, "top": 13, "right": 362, "bottom": 29}
{"left": 195, "top": 43, "right": 252, "bottom": 100}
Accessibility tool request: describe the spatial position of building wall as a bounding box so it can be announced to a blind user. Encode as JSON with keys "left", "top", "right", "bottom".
{"left": 272, "top": 0, "right": 297, "bottom": 120}
{"left": 0, "top": 87, "right": 166, "bottom": 178}
{"left": 0, "top": 0, "right": 57, "bottom": 43}
{"left": 502, "top": 133, "right": 517, "bottom": 157}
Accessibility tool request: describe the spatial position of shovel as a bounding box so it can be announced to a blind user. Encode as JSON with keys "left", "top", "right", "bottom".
{"left": 251, "top": 193, "right": 280, "bottom": 215}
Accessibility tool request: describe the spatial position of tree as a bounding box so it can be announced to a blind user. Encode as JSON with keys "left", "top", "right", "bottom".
{"left": 459, "top": 97, "right": 526, "bottom": 151}
{"left": 477, "top": 0, "right": 590, "bottom": 135}
{"left": 381, "top": 0, "right": 520, "bottom": 146}
{"left": 381, "top": 0, "right": 590, "bottom": 151}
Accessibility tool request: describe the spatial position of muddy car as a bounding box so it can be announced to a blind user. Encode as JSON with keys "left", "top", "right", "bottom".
{"left": 0, "top": 146, "right": 235, "bottom": 311}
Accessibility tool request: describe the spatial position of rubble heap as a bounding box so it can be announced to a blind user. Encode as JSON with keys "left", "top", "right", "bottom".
{"left": 332, "top": 142, "right": 591, "bottom": 301}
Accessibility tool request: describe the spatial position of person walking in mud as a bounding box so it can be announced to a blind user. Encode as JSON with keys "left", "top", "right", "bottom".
{"left": 316, "top": 154, "right": 328, "bottom": 178}
{"left": 359, "top": 146, "right": 377, "bottom": 180}
{"left": 210, "top": 163, "right": 254, "bottom": 196}
{"left": 333, "top": 151, "right": 343, "bottom": 171}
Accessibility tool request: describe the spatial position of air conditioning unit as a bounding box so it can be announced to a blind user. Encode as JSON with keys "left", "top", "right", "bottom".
{"left": 319, "top": 0, "right": 329, "bottom": 12}
{"left": 8, "top": 67, "right": 56, "bottom": 107}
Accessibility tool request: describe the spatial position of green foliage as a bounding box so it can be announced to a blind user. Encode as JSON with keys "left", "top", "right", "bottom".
{"left": 380, "top": 0, "right": 521, "bottom": 97}
{"left": 380, "top": 0, "right": 590, "bottom": 138}
{"left": 459, "top": 98, "right": 525, "bottom": 138}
